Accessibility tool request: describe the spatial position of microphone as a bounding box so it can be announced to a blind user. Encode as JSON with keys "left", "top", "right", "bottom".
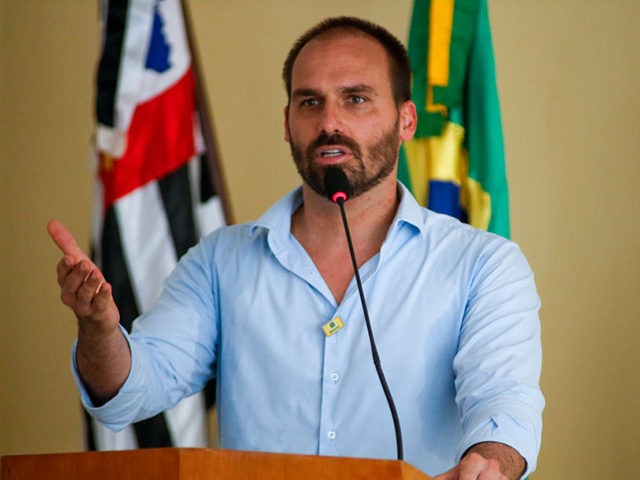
{"left": 324, "top": 166, "right": 352, "bottom": 204}
{"left": 323, "top": 167, "right": 404, "bottom": 461}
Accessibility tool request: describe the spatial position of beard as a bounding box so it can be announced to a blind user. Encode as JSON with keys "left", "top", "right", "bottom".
{"left": 288, "top": 118, "right": 401, "bottom": 200}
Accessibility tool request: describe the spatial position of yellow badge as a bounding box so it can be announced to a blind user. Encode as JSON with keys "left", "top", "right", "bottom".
{"left": 322, "top": 317, "right": 344, "bottom": 337}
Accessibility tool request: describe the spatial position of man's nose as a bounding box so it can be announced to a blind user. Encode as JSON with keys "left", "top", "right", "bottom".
{"left": 318, "top": 101, "right": 345, "bottom": 135}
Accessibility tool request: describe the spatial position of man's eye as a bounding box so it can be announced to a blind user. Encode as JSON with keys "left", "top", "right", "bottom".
{"left": 301, "top": 98, "right": 319, "bottom": 107}
{"left": 349, "top": 95, "right": 366, "bottom": 104}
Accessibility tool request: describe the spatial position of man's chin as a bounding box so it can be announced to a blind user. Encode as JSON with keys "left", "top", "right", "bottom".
{"left": 297, "top": 169, "right": 327, "bottom": 198}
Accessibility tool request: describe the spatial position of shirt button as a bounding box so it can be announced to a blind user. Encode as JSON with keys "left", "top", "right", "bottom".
{"left": 330, "top": 372, "right": 340, "bottom": 382}
{"left": 327, "top": 430, "right": 336, "bottom": 440}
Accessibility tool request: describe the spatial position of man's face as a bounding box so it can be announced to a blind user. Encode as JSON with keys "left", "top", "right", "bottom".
{"left": 284, "top": 31, "right": 415, "bottom": 199}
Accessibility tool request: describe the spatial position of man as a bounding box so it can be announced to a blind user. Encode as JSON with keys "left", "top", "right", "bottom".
{"left": 49, "top": 17, "right": 543, "bottom": 480}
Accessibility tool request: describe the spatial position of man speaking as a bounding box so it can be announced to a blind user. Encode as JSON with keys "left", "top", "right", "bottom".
{"left": 49, "top": 17, "right": 543, "bottom": 480}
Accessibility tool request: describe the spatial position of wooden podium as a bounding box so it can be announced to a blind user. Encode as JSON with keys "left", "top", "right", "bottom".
{"left": 1, "top": 448, "right": 432, "bottom": 480}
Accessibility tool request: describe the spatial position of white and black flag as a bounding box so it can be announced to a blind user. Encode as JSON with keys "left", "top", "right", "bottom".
{"left": 87, "top": 0, "right": 230, "bottom": 450}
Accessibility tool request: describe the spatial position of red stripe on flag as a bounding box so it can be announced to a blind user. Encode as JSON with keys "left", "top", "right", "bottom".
{"left": 99, "top": 68, "right": 197, "bottom": 209}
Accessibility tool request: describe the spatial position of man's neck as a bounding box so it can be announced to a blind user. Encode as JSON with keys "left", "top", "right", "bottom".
{"left": 294, "top": 177, "right": 398, "bottom": 242}
{"left": 290, "top": 178, "right": 399, "bottom": 303}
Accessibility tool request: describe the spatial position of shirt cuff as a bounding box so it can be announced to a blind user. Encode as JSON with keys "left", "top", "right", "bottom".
{"left": 457, "top": 412, "right": 541, "bottom": 479}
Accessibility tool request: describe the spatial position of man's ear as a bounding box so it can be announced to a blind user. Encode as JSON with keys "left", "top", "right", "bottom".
{"left": 399, "top": 100, "right": 418, "bottom": 142}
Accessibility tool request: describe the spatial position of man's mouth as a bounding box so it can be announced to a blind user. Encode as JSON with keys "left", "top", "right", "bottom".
{"left": 311, "top": 144, "right": 356, "bottom": 170}
{"left": 320, "top": 149, "right": 346, "bottom": 158}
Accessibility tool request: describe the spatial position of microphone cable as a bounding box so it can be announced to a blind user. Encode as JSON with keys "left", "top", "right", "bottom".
{"left": 323, "top": 167, "right": 404, "bottom": 461}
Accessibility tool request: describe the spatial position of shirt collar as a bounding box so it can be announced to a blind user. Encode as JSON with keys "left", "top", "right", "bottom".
{"left": 392, "top": 181, "right": 428, "bottom": 238}
{"left": 252, "top": 181, "right": 427, "bottom": 242}
{"left": 251, "top": 187, "right": 302, "bottom": 256}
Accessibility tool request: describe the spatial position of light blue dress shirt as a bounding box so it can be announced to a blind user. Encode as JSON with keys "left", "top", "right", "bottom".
{"left": 74, "top": 183, "right": 543, "bottom": 477}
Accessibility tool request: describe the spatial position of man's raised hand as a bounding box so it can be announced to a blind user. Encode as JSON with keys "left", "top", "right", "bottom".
{"left": 48, "top": 220, "right": 129, "bottom": 403}
{"left": 47, "top": 220, "right": 119, "bottom": 330}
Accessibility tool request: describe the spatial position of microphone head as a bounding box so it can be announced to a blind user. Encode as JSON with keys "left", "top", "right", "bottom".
{"left": 324, "top": 167, "right": 352, "bottom": 204}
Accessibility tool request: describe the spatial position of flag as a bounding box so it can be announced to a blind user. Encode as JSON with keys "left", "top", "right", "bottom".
{"left": 399, "top": 0, "right": 509, "bottom": 237}
{"left": 87, "top": 0, "right": 230, "bottom": 450}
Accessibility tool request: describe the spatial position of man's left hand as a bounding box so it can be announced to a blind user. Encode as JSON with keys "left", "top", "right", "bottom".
{"left": 433, "top": 442, "right": 525, "bottom": 480}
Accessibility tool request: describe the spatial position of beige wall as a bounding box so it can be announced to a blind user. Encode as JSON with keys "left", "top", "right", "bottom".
{"left": 1, "top": 1, "right": 639, "bottom": 478}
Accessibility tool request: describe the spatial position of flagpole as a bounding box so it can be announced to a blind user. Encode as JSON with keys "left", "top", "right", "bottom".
{"left": 180, "top": 0, "right": 234, "bottom": 225}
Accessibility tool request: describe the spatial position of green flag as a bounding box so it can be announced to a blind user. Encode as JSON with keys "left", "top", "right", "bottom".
{"left": 399, "top": 0, "right": 510, "bottom": 238}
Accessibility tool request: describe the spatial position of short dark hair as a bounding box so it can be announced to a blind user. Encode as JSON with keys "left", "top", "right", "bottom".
{"left": 282, "top": 16, "right": 411, "bottom": 105}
